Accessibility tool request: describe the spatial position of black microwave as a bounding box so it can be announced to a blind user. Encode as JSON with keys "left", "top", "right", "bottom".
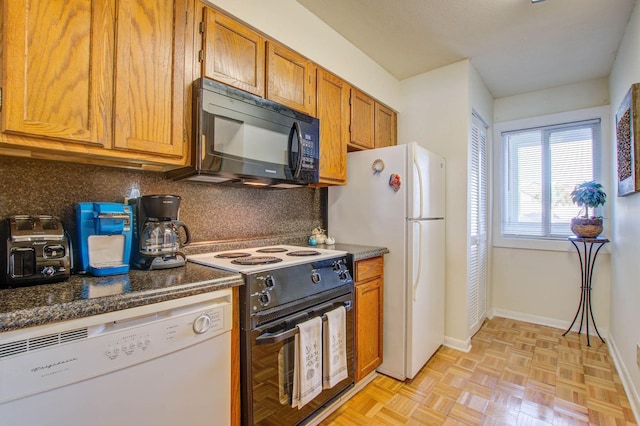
{"left": 168, "top": 78, "right": 320, "bottom": 188}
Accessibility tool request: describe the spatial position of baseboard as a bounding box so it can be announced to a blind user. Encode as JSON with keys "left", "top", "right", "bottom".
{"left": 443, "top": 335, "right": 471, "bottom": 353}
{"left": 606, "top": 334, "right": 640, "bottom": 423}
{"left": 491, "top": 308, "right": 609, "bottom": 338}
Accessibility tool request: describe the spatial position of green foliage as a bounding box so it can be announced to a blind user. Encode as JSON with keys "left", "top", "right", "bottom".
{"left": 570, "top": 181, "right": 607, "bottom": 218}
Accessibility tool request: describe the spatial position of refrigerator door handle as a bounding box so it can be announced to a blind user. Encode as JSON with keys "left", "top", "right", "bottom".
{"left": 412, "top": 220, "right": 422, "bottom": 301}
{"left": 413, "top": 152, "right": 424, "bottom": 219}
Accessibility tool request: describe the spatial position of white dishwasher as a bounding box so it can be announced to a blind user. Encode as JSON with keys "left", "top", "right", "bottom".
{"left": 0, "top": 288, "right": 232, "bottom": 426}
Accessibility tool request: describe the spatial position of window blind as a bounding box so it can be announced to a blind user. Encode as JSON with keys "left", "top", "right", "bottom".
{"left": 501, "top": 119, "right": 601, "bottom": 238}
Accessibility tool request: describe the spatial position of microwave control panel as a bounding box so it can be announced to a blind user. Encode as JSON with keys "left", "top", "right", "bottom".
{"left": 301, "top": 134, "right": 317, "bottom": 170}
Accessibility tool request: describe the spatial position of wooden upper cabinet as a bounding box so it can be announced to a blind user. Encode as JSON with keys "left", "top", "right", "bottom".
{"left": 2, "top": 0, "right": 114, "bottom": 146}
{"left": 266, "top": 41, "right": 316, "bottom": 116}
{"left": 350, "top": 88, "right": 375, "bottom": 149}
{"left": 200, "top": 6, "right": 265, "bottom": 97}
{"left": 113, "top": 0, "right": 187, "bottom": 159}
{"left": 375, "top": 102, "right": 397, "bottom": 148}
{"left": 316, "top": 69, "right": 349, "bottom": 185}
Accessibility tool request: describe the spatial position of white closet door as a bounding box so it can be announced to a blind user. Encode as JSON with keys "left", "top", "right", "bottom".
{"left": 468, "top": 114, "right": 489, "bottom": 336}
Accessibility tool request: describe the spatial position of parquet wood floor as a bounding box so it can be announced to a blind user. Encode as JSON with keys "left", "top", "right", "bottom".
{"left": 320, "top": 317, "right": 637, "bottom": 425}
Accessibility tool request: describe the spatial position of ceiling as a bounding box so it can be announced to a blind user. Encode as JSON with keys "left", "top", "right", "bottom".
{"left": 296, "top": 0, "right": 637, "bottom": 98}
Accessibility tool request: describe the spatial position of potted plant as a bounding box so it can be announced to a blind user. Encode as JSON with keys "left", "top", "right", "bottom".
{"left": 569, "top": 181, "right": 607, "bottom": 238}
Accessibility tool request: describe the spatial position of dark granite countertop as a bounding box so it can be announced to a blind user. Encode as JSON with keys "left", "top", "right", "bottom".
{"left": 0, "top": 263, "right": 243, "bottom": 333}
{"left": 319, "top": 243, "right": 389, "bottom": 261}
{"left": 0, "top": 242, "right": 386, "bottom": 334}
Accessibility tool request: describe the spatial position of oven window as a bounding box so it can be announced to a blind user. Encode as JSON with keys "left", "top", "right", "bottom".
{"left": 278, "top": 340, "right": 295, "bottom": 405}
{"left": 252, "top": 335, "right": 296, "bottom": 422}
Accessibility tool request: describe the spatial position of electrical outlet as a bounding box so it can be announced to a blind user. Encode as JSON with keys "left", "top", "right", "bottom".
{"left": 637, "top": 343, "right": 640, "bottom": 368}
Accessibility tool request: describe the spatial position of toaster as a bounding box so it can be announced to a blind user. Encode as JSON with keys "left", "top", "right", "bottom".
{"left": 0, "top": 215, "right": 71, "bottom": 288}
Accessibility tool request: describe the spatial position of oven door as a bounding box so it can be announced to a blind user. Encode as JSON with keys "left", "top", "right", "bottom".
{"left": 248, "top": 292, "right": 354, "bottom": 425}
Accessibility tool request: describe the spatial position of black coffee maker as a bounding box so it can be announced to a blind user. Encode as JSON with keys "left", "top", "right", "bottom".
{"left": 129, "top": 195, "right": 191, "bottom": 270}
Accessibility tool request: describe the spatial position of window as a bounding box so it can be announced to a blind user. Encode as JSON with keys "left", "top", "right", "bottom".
{"left": 501, "top": 118, "right": 601, "bottom": 239}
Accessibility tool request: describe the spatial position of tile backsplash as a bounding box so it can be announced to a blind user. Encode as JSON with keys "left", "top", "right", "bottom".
{"left": 0, "top": 157, "right": 324, "bottom": 245}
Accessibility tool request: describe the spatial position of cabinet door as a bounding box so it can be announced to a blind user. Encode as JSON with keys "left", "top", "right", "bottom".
{"left": 355, "top": 276, "right": 384, "bottom": 382}
{"left": 316, "top": 69, "right": 349, "bottom": 186}
{"left": 201, "top": 6, "right": 265, "bottom": 97}
{"left": 2, "top": 0, "right": 114, "bottom": 146}
{"left": 113, "top": 0, "right": 187, "bottom": 159}
{"left": 375, "top": 102, "right": 397, "bottom": 148}
{"left": 350, "top": 88, "right": 375, "bottom": 149}
{"left": 266, "top": 42, "right": 316, "bottom": 116}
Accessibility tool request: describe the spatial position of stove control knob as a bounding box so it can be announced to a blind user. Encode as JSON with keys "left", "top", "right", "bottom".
{"left": 339, "top": 271, "right": 349, "bottom": 281}
{"left": 264, "top": 275, "right": 276, "bottom": 289}
{"left": 311, "top": 272, "right": 321, "bottom": 284}
{"left": 193, "top": 314, "right": 212, "bottom": 334}
{"left": 332, "top": 260, "right": 342, "bottom": 271}
{"left": 258, "top": 292, "right": 271, "bottom": 306}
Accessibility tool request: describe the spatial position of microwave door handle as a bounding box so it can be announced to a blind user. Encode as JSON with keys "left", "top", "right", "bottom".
{"left": 288, "top": 122, "right": 303, "bottom": 179}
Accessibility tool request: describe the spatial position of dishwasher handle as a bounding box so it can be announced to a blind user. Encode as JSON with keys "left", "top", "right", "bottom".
{"left": 255, "top": 300, "right": 351, "bottom": 345}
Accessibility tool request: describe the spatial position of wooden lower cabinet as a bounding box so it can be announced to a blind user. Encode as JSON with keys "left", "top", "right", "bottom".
{"left": 354, "top": 256, "right": 384, "bottom": 382}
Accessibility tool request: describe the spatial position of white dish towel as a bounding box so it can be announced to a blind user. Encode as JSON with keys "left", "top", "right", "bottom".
{"left": 323, "top": 306, "right": 348, "bottom": 389}
{"left": 292, "top": 316, "right": 323, "bottom": 409}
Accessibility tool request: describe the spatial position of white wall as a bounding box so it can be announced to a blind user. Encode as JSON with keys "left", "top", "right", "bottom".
{"left": 203, "top": 0, "right": 401, "bottom": 109}
{"left": 608, "top": 0, "right": 640, "bottom": 417}
{"left": 492, "top": 247, "right": 610, "bottom": 329}
{"left": 494, "top": 78, "right": 610, "bottom": 123}
{"left": 491, "top": 81, "right": 612, "bottom": 332}
{"left": 400, "top": 60, "right": 493, "bottom": 347}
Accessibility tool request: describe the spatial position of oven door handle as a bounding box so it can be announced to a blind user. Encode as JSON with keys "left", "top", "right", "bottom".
{"left": 256, "top": 300, "right": 352, "bottom": 345}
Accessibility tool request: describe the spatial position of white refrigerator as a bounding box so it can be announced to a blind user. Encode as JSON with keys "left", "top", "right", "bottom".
{"left": 328, "top": 142, "right": 445, "bottom": 381}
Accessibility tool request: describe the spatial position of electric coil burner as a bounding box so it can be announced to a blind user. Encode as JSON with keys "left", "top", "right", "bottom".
{"left": 255, "top": 247, "right": 288, "bottom": 253}
{"left": 231, "top": 256, "right": 282, "bottom": 266}
{"left": 286, "top": 249, "right": 321, "bottom": 256}
{"left": 214, "top": 252, "right": 251, "bottom": 259}
{"left": 187, "top": 245, "right": 355, "bottom": 426}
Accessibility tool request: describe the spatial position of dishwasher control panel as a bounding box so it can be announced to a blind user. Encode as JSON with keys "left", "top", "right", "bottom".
{"left": 0, "top": 290, "right": 232, "bottom": 404}
{"left": 100, "top": 304, "right": 225, "bottom": 361}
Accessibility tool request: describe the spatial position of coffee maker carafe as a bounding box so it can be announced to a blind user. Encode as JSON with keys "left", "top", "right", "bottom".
{"left": 130, "top": 195, "right": 191, "bottom": 270}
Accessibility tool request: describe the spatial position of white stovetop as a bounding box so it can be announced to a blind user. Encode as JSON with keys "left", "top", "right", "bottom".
{"left": 187, "top": 245, "right": 346, "bottom": 273}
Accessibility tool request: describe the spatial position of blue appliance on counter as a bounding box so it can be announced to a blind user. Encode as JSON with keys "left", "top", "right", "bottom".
{"left": 76, "top": 203, "right": 132, "bottom": 276}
